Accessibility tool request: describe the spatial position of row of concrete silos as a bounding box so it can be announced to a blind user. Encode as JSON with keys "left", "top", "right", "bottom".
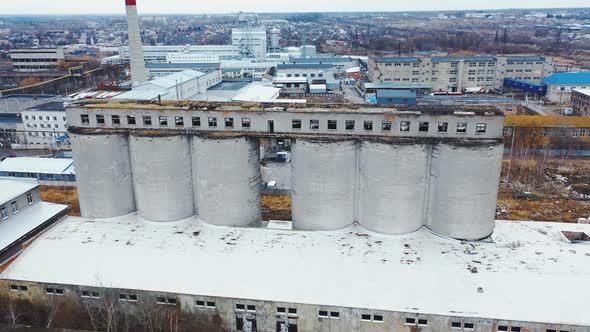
{"left": 72, "top": 133, "right": 502, "bottom": 240}
{"left": 291, "top": 139, "right": 503, "bottom": 240}
{"left": 71, "top": 133, "right": 261, "bottom": 226}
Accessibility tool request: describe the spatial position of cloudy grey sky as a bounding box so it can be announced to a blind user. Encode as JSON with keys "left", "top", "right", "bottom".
{"left": 1, "top": 0, "right": 589, "bottom": 15}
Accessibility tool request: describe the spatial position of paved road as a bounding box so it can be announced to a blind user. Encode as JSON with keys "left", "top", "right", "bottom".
{"left": 342, "top": 84, "right": 366, "bottom": 104}
{"left": 261, "top": 161, "right": 292, "bottom": 190}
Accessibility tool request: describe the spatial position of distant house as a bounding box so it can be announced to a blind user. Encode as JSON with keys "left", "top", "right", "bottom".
{"left": 0, "top": 157, "right": 75, "bottom": 186}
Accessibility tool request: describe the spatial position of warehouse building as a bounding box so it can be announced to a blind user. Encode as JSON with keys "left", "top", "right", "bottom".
{"left": 0, "top": 157, "right": 75, "bottom": 186}
{"left": 9, "top": 48, "right": 65, "bottom": 72}
{"left": 543, "top": 72, "right": 590, "bottom": 103}
{"left": 276, "top": 63, "right": 335, "bottom": 80}
{"left": 0, "top": 177, "right": 68, "bottom": 264}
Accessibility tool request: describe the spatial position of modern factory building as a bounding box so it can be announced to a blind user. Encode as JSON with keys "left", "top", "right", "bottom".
{"left": 542, "top": 72, "right": 590, "bottom": 103}
{"left": 21, "top": 101, "right": 69, "bottom": 149}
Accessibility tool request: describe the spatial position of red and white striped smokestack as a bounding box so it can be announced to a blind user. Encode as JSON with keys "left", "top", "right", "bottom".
{"left": 125, "top": 0, "right": 147, "bottom": 84}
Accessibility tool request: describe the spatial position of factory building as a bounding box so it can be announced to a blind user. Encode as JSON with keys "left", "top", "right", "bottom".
{"left": 145, "top": 62, "right": 220, "bottom": 78}
{"left": 0, "top": 177, "right": 68, "bottom": 264}
{"left": 368, "top": 55, "right": 554, "bottom": 93}
{"left": 117, "top": 45, "right": 240, "bottom": 64}
{"left": 288, "top": 57, "right": 358, "bottom": 74}
{"left": 114, "top": 70, "right": 222, "bottom": 101}
{"left": 9, "top": 48, "right": 65, "bottom": 72}
{"left": 276, "top": 63, "right": 335, "bottom": 80}
{"left": 166, "top": 52, "right": 221, "bottom": 64}
{"left": 572, "top": 89, "right": 590, "bottom": 116}
{"left": 66, "top": 101, "right": 503, "bottom": 241}
{"left": 232, "top": 27, "right": 267, "bottom": 59}
{"left": 543, "top": 72, "right": 590, "bottom": 103}
{"left": 0, "top": 157, "right": 75, "bottom": 186}
{"left": 21, "top": 101, "right": 69, "bottom": 149}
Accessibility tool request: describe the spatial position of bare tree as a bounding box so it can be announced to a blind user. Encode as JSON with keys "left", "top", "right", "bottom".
{"left": 0, "top": 295, "right": 26, "bottom": 325}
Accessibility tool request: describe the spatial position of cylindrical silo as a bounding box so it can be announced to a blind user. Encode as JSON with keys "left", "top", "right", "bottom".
{"left": 427, "top": 142, "right": 504, "bottom": 240}
{"left": 129, "top": 134, "right": 194, "bottom": 222}
{"left": 291, "top": 139, "right": 356, "bottom": 231}
{"left": 359, "top": 142, "right": 428, "bottom": 234}
{"left": 71, "top": 133, "right": 136, "bottom": 218}
{"left": 192, "top": 136, "right": 261, "bottom": 227}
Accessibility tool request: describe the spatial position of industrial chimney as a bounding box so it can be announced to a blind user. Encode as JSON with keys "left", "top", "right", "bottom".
{"left": 125, "top": 0, "right": 147, "bottom": 84}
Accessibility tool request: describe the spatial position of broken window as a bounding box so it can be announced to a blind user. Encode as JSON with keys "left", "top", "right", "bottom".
{"left": 457, "top": 122, "right": 467, "bottom": 133}
{"left": 419, "top": 122, "right": 429, "bottom": 132}
{"left": 156, "top": 297, "right": 167, "bottom": 304}
{"left": 208, "top": 117, "right": 217, "bottom": 127}
{"left": 292, "top": 119, "right": 302, "bottom": 129}
{"left": 418, "top": 319, "right": 428, "bottom": 326}
{"left": 363, "top": 121, "right": 373, "bottom": 131}
{"left": 143, "top": 116, "right": 152, "bottom": 126}
{"left": 81, "top": 290, "right": 90, "bottom": 298}
{"left": 498, "top": 326, "right": 509, "bottom": 331}
{"left": 438, "top": 122, "right": 448, "bottom": 133}
{"left": 318, "top": 310, "right": 328, "bottom": 318}
{"left": 196, "top": 300, "right": 206, "bottom": 307}
{"left": 277, "top": 307, "right": 286, "bottom": 313}
{"left": 236, "top": 304, "right": 245, "bottom": 311}
{"left": 159, "top": 116, "right": 168, "bottom": 127}
{"left": 167, "top": 298, "right": 176, "bottom": 305}
{"left": 128, "top": 294, "right": 138, "bottom": 302}
{"left": 288, "top": 308, "right": 297, "bottom": 315}
{"left": 112, "top": 115, "right": 121, "bottom": 125}
{"left": 310, "top": 119, "right": 319, "bottom": 130}
{"left": 400, "top": 121, "right": 410, "bottom": 132}
{"left": 175, "top": 116, "right": 184, "bottom": 127}
{"left": 9, "top": 285, "right": 18, "bottom": 292}
{"left": 192, "top": 116, "right": 201, "bottom": 127}
{"left": 91, "top": 291, "right": 100, "bottom": 299}
{"left": 81, "top": 114, "right": 89, "bottom": 124}
{"left": 451, "top": 322, "right": 462, "bottom": 328}
{"left": 464, "top": 323, "right": 475, "bottom": 330}
{"left": 345, "top": 120, "right": 355, "bottom": 130}
{"left": 225, "top": 117, "right": 234, "bottom": 128}
{"left": 119, "top": 294, "right": 127, "bottom": 301}
{"left": 206, "top": 301, "right": 215, "bottom": 308}
{"left": 405, "top": 318, "right": 416, "bottom": 325}
{"left": 247, "top": 305, "right": 256, "bottom": 312}
{"left": 327, "top": 120, "right": 337, "bottom": 130}
{"left": 242, "top": 118, "right": 250, "bottom": 128}
{"left": 382, "top": 121, "right": 392, "bottom": 131}
{"left": 373, "top": 315, "right": 383, "bottom": 322}
{"left": 330, "top": 312, "right": 340, "bottom": 319}
{"left": 96, "top": 115, "right": 105, "bottom": 124}
{"left": 127, "top": 115, "right": 136, "bottom": 125}
{"left": 361, "top": 314, "right": 371, "bottom": 321}
{"left": 511, "top": 327, "right": 521, "bottom": 332}
{"left": 476, "top": 123, "right": 487, "bottom": 134}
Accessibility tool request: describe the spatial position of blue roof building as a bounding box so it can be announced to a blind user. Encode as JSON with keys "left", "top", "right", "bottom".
{"left": 542, "top": 72, "right": 590, "bottom": 102}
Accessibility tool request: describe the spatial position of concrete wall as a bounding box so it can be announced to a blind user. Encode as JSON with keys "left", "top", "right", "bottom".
{"left": 291, "top": 139, "right": 356, "bottom": 230}
{"left": 71, "top": 133, "right": 136, "bottom": 218}
{"left": 129, "top": 135, "right": 194, "bottom": 222}
{"left": 192, "top": 136, "right": 261, "bottom": 227}
{"left": 2, "top": 280, "right": 587, "bottom": 332}
{"left": 359, "top": 143, "right": 428, "bottom": 234}
{"left": 427, "top": 142, "right": 504, "bottom": 240}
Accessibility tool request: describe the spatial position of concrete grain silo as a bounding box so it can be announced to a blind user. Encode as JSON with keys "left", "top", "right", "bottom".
{"left": 358, "top": 142, "right": 428, "bottom": 234}
{"left": 291, "top": 139, "right": 356, "bottom": 230}
{"left": 426, "top": 142, "right": 504, "bottom": 240}
{"left": 129, "top": 134, "right": 194, "bottom": 222}
{"left": 192, "top": 136, "right": 261, "bottom": 227}
{"left": 71, "top": 133, "right": 136, "bottom": 218}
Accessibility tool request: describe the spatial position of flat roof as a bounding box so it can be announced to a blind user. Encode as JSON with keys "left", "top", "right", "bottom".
{"left": 542, "top": 72, "right": 590, "bottom": 86}
{"left": 573, "top": 89, "right": 590, "bottom": 97}
{"left": 432, "top": 56, "right": 496, "bottom": 62}
{"left": 70, "top": 101, "right": 504, "bottom": 116}
{"left": 506, "top": 56, "right": 545, "bottom": 61}
{"left": 373, "top": 57, "right": 421, "bottom": 63}
{"left": 277, "top": 64, "right": 333, "bottom": 70}
{"left": 2, "top": 216, "right": 590, "bottom": 326}
{"left": 0, "top": 177, "right": 38, "bottom": 204}
{"left": 0, "top": 157, "right": 75, "bottom": 175}
{"left": 0, "top": 201, "right": 68, "bottom": 252}
{"left": 26, "top": 101, "right": 65, "bottom": 113}
{"left": 364, "top": 83, "right": 433, "bottom": 89}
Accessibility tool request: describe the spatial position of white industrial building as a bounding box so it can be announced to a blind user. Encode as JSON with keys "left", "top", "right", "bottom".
{"left": 0, "top": 157, "right": 75, "bottom": 186}
{"left": 9, "top": 48, "right": 65, "bottom": 71}
{"left": 21, "top": 101, "right": 69, "bottom": 149}
{"left": 114, "top": 70, "right": 222, "bottom": 101}
{"left": 232, "top": 27, "right": 267, "bottom": 59}
{"left": 542, "top": 72, "right": 590, "bottom": 103}
{"left": 0, "top": 177, "right": 68, "bottom": 264}
{"left": 117, "top": 45, "right": 240, "bottom": 63}
{"left": 220, "top": 60, "right": 276, "bottom": 79}
{"left": 276, "top": 63, "right": 335, "bottom": 79}
{"left": 166, "top": 52, "right": 220, "bottom": 64}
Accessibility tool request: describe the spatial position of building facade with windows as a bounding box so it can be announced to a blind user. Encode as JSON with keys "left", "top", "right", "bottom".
{"left": 543, "top": 73, "right": 590, "bottom": 103}
{"left": 276, "top": 63, "right": 335, "bottom": 80}
{"left": 9, "top": 48, "right": 65, "bottom": 71}
{"left": 368, "top": 55, "right": 554, "bottom": 93}
{"left": 0, "top": 157, "right": 75, "bottom": 186}
{"left": 572, "top": 89, "right": 590, "bottom": 116}
{"left": 21, "top": 101, "right": 69, "bottom": 149}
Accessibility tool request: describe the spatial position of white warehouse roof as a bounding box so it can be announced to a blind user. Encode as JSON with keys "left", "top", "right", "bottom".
{"left": 0, "top": 157, "right": 75, "bottom": 175}
{"left": 2, "top": 216, "right": 590, "bottom": 326}
{"left": 0, "top": 177, "right": 38, "bottom": 204}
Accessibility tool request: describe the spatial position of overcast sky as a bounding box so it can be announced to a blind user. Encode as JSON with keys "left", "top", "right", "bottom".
{"left": 1, "top": 0, "right": 589, "bottom": 15}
